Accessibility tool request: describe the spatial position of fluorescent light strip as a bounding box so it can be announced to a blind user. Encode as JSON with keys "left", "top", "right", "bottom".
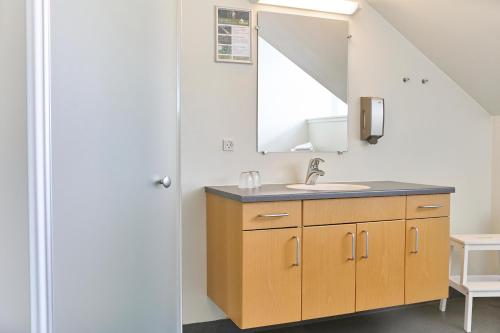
{"left": 252, "top": 0, "right": 359, "bottom": 15}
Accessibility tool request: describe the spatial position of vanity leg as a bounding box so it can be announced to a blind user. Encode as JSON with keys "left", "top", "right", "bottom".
{"left": 440, "top": 244, "right": 454, "bottom": 312}
{"left": 439, "top": 299, "right": 447, "bottom": 312}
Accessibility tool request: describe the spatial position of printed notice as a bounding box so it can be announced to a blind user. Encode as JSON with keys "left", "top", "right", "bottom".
{"left": 216, "top": 7, "right": 252, "bottom": 63}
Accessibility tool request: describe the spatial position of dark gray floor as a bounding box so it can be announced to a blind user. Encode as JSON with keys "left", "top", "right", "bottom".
{"left": 184, "top": 297, "right": 500, "bottom": 333}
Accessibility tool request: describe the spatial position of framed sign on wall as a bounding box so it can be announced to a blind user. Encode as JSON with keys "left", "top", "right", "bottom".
{"left": 215, "top": 7, "right": 252, "bottom": 64}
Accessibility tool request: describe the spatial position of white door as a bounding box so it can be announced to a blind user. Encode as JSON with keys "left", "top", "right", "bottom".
{"left": 50, "top": 0, "right": 180, "bottom": 332}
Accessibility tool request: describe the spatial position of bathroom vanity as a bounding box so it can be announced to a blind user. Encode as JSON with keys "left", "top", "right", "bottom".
{"left": 205, "top": 181, "right": 455, "bottom": 329}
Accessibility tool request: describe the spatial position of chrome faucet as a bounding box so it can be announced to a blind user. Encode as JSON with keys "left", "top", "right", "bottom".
{"left": 305, "top": 158, "right": 325, "bottom": 185}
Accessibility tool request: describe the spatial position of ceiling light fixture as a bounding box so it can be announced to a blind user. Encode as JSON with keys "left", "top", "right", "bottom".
{"left": 250, "top": 0, "right": 359, "bottom": 15}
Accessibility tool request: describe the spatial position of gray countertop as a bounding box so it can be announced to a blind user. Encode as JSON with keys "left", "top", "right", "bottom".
{"left": 205, "top": 181, "right": 455, "bottom": 203}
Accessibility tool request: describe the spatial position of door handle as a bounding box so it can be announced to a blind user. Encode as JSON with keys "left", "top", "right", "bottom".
{"left": 410, "top": 227, "right": 420, "bottom": 254}
{"left": 292, "top": 236, "right": 301, "bottom": 267}
{"left": 347, "top": 232, "right": 356, "bottom": 261}
{"left": 158, "top": 176, "right": 172, "bottom": 189}
{"left": 361, "top": 231, "right": 369, "bottom": 259}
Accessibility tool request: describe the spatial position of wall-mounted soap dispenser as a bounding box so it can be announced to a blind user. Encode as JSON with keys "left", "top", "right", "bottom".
{"left": 360, "top": 97, "right": 385, "bottom": 144}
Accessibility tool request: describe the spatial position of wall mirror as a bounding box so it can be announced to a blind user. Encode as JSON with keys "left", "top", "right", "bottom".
{"left": 257, "top": 12, "right": 349, "bottom": 153}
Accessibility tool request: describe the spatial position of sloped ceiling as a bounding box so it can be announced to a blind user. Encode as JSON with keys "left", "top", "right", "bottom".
{"left": 367, "top": 0, "right": 500, "bottom": 115}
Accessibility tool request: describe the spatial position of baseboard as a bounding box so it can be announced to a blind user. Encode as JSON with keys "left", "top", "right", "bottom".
{"left": 183, "top": 319, "right": 241, "bottom": 333}
{"left": 184, "top": 288, "right": 463, "bottom": 333}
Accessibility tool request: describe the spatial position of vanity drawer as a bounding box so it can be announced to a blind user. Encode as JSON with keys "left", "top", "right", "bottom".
{"left": 303, "top": 197, "right": 406, "bottom": 226}
{"left": 242, "top": 201, "right": 302, "bottom": 230}
{"left": 406, "top": 194, "right": 450, "bottom": 219}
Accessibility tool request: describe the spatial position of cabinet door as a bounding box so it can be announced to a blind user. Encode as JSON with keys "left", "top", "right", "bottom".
{"left": 356, "top": 220, "right": 405, "bottom": 312}
{"left": 241, "top": 228, "right": 302, "bottom": 328}
{"left": 302, "top": 224, "right": 356, "bottom": 320}
{"left": 405, "top": 218, "right": 450, "bottom": 304}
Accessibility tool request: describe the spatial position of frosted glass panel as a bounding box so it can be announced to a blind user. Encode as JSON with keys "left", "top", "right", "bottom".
{"left": 50, "top": 1, "right": 180, "bottom": 332}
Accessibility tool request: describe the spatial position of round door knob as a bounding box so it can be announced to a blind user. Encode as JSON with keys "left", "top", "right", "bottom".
{"left": 159, "top": 176, "right": 172, "bottom": 189}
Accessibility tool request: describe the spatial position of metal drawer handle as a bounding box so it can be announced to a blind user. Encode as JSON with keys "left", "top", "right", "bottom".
{"left": 258, "top": 213, "right": 289, "bottom": 218}
{"left": 361, "top": 231, "right": 369, "bottom": 259}
{"left": 411, "top": 227, "right": 420, "bottom": 254}
{"left": 347, "top": 232, "right": 356, "bottom": 261}
{"left": 292, "top": 236, "right": 301, "bottom": 267}
{"left": 418, "top": 205, "right": 444, "bottom": 209}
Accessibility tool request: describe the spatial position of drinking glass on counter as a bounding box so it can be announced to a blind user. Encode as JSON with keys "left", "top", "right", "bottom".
{"left": 239, "top": 171, "right": 261, "bottom": 189}
{"left": 250, "top": 171, "right": 261, "bottom": 188}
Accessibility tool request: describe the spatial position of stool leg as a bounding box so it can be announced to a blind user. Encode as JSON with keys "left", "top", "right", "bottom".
{"left": 464, "top": 294, "right": 473, "bottom": 332}
{"left": 439, "top": 299, "right": 447, "bottom": 312}
{"left": 460, "top": 246, "right": 469, "bottom": 285}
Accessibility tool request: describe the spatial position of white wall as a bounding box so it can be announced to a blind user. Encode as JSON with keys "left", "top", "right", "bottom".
{"left": 181, "top": 0, "right": 493, "bottom": 324}
{"left": 493, "top": 117, "right": 500, "bottom": 233}
{"left": 367, "top": 0, "right": 500, "bottom": 116}
{"left": 0, "top": 0, "right": 30, "bottom": 332}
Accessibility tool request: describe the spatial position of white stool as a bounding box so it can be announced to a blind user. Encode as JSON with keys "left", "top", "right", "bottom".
{"left": 439, "top": 234, "right": 500, "bottom": 332}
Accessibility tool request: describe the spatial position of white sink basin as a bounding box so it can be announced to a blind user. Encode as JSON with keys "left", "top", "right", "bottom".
{"left": 286, "top": 183, "right": 371, "bottom": 191}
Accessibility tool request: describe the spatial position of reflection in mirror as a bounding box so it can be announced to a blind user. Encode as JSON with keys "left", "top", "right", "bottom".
{"left": 257, "top": 12, "right": 349, "bottom": 153}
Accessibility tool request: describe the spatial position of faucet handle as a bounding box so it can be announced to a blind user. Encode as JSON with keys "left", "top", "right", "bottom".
{"left": 309, "top": 158, "right": 325, "bottom": 168}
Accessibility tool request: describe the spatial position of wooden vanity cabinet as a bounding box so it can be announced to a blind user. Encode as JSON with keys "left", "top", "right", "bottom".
{"left": 302, "top": 224, "right": 356, "bottom": 320}
{"left": 405, "top": 218, "right": 450, "bottom": 304}
{"left": 355, "top": 220, "right": 405, "bottom": 311}
{"left": 405, "top": 194, "right": 451, "bottom": 304}
{"left": 206, "top": 193, "right": 302, "bottom": 329}
{"left": 406, "top": 194, "right": 450, "bottom": 219}
{"left": 242, "top": 200, "right": 301, "bottom": 230}
{"left": 241, "top": 228, "right": 302, "bottom": 328}
{"left": 303, "top": 196, "right": 406, "bottom": 226}
{"left": 207, "top": 192, "right": 451, "bottom": 329}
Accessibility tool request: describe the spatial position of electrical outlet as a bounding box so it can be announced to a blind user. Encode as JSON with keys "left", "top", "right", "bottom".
{"left": 222, "top": 139, "right": 234, "bottom": 152}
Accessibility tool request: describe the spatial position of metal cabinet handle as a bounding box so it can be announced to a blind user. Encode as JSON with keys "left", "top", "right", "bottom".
{"left": 361, "top": 231, "right": 369, "bottom": 259}
{"left": 258, "top": 213, "right": 289, "bottom": 218}
{"left": 347, "top": 232, "right": 356, "bottom": 261}
{"left": 411, "top": 227, "right": 420, "bottom": 254}
{"left": 418, "top": 205, "right": 443, "bottom": 209}
{"left": 292, "top": 236, "right": 301, "bottom": 267}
